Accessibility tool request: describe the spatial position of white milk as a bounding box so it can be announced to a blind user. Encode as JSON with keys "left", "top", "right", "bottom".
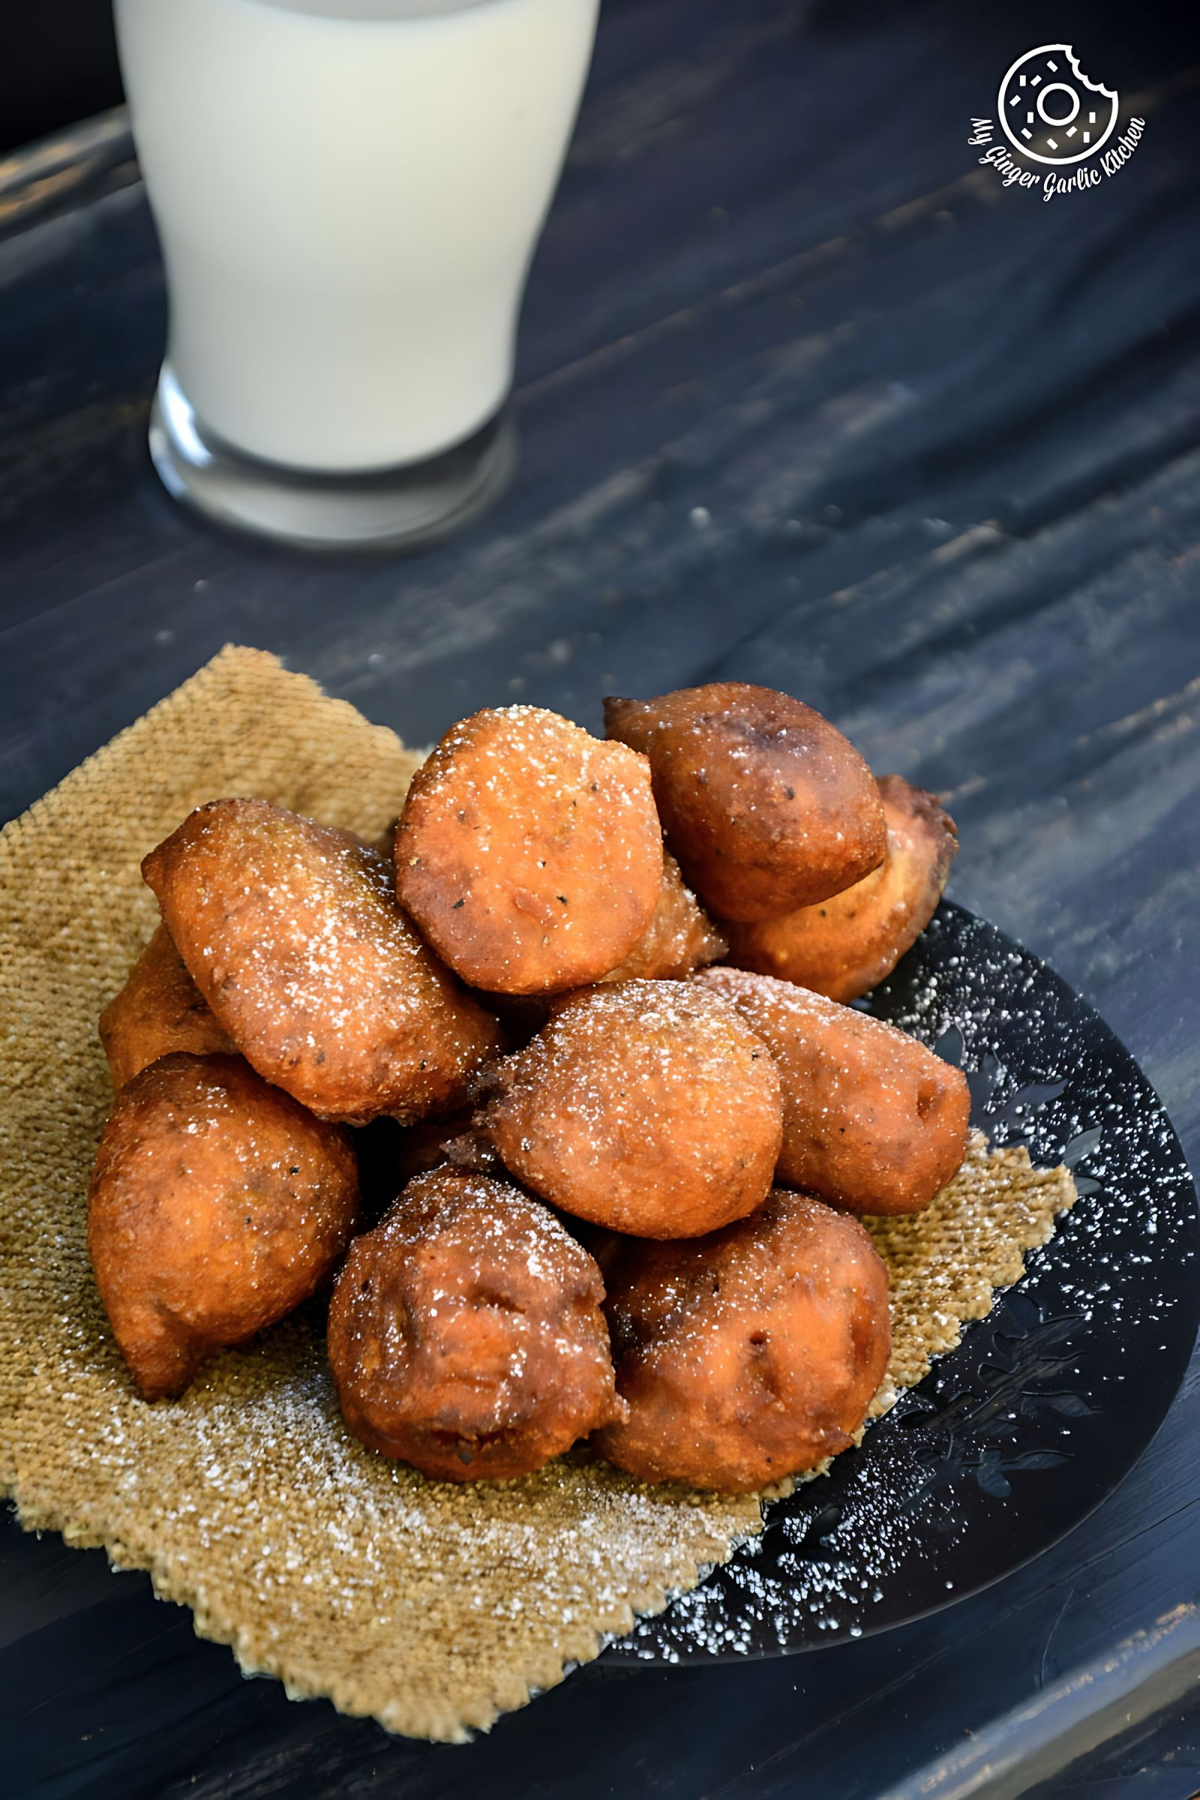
{"left": 116, "top": 0, "right": 599, "bottom": 471}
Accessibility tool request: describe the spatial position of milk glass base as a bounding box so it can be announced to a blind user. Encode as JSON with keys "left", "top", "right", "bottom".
{"left": 148, "top": 364, "right": 517, "bottom": 552}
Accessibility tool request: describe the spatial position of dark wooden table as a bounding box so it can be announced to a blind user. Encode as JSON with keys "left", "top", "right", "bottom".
{"left": 3, "top": 1, "right": 1200, "bottom": 1793}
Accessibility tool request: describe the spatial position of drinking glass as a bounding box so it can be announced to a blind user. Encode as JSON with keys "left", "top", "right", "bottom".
{"left": 114, "top": 0, "right": 600, "bottom": 549}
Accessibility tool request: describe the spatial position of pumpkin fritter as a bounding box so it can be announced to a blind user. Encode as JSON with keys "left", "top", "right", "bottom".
{"left": 595, "top": 1189, "right": 891, "bottom": 1493}
{"left": 482, "top": 979, "right": 783, "bottom": 1238}
{"left": 88, "top": 1052, "right": 359, "bottom": 1401}
{"left": 99, "top": 923, "right": 234, "bottom": 1088}
{"left": 396, "top": 706, "right": 663, "bottom": 995}
{"left": 142, "top": 799, "right": 503, "bottom": 1125}
{"left": 604, "top": 683, "right": 885, "bottom": 923}
{"left": 327, "top": 1168, "right": 625, "bottom": 1480}
{"left": 695, "top": 968, "right": 970, "bottom": 1215}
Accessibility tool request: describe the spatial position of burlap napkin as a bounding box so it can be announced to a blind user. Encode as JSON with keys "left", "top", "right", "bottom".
{"left": 0, "top": 646, "right": 1075, "bottom": 1740}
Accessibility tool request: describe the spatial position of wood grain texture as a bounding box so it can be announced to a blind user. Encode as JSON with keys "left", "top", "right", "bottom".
{"left": 1, "top": 0, "right": 1199, "bottom": 1794}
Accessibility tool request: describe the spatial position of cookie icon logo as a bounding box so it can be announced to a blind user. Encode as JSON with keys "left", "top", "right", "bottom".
{"left": 998, "top": 45, "right": 1118, "bottom": 166}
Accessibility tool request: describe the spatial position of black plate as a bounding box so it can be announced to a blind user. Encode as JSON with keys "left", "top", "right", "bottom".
{"left": 609, "top": 901, "right": 1200, "bottom": 1665}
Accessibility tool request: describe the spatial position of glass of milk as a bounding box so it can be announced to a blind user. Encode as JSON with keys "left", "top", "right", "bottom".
{"left": 115, "top": 0, "right": 599, "bottom": 549}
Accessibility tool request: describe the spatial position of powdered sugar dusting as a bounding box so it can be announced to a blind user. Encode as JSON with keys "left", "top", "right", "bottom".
{"left": 397, "top": 707, "right": 663, "bottom": 995}
{"left": 6, "top": 653, "right": 1194, "bottom": 1731}
{"left": 614, "top": 904, "right": 1198, "bottom": 1662}
{"left": 145, "top": 800, "right": 501, "bottom": 1125}
{"left": 485, "top": 979, "right": 783, "bottom": 1236}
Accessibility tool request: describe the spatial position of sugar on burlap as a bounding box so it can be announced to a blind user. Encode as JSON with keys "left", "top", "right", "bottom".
{"left": 0, "top": 647, "right": 1075, "bottom": 1740}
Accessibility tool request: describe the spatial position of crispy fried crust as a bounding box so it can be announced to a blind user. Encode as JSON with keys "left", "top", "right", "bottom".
{"left": 694, "top": 968, "right": 970, "bottom": 1215}
{"left": 87, "top": 1052, "right": 360, "bottom": 1401}
{"left": 395, "top": 706, "right": 663, "bottom": 995}
{"left": 725, "top": 775, "right": 957, "bottom": 999}
{"left": 99, "top": 923, "right": 235, "bottom": 1087}
{"left": 594, "top": 1189, "right": 891, "bottom": 1493}
{"left": 142, "top": 799, "right": 504, "bottom": 1125}
{"left": 327, "top": 1169, "right": 625, "bottom": 1480}
{"left": 482, "top": 979, "right": 783, "bottom": 1238}
{"left": 600, "top": 852, "right": 727, "bottom": 982}
{"left": 604, "top": 683, "right": 885, "bottom": 923}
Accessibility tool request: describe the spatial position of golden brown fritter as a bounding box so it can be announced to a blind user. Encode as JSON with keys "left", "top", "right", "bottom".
{"left": 99, "top": 923, "right": 235, "bottom": 1088}
{"left": 327, "top": 1168, "right": 625, "bottom": 1480}
{"left": 142, "top": 799, "right": 504, "bottom": 1126}
{"left": 594, "top": 1189, "right": 891, "bottom": 1493}
{"left": 395, "top": 706, "right": 663, "bottom": 996}
{"left": 604, "top": 683, "right": 885, "bottom": 923}
{"left": 600, "top": 852, "right": 727, "bottom": 982}
{"left": 694, "top": 968, "right": 970, "bottom": 1215}
{"left": 88, "top": 1052, "right": 360, "bottom": 1401}
{"left": 481, "top": 979, "right": 783, "bottom": 1238}
{"left": 725, "top": 776, "right": 957, "bottom": 999}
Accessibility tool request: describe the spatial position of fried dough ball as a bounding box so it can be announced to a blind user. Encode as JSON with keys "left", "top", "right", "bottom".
{"left": 604, "top": 683, "right": 885, "bottom": 923}
{"left": 725, "top": 776, "right": 958, "bottom": 1000}
{"left": 481, "top": 980, "right": 783, "bottom": 1238}
{"left": 99, "top": 923, "right": 234, "bottom": 1088}
{"left": 600, "top": 852, "right": 728, "bottom": 982}
{"left": 88, "top": 1052, "right": 359, "bottom": 1401}
{"left": 395, "top": 705, "right": 663, "bottom": 996}
{"left": 327, "top": 1168, "right": 626, "bottom": 1480}
{"left": 694, "top": 968, "right": 970, "bottom": 1215}
{"left": 594, "top": 1189, "right": 891, "bottom": 1493}
{"left": 142, "top": 799, "right": 504, "bottom": 1126}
